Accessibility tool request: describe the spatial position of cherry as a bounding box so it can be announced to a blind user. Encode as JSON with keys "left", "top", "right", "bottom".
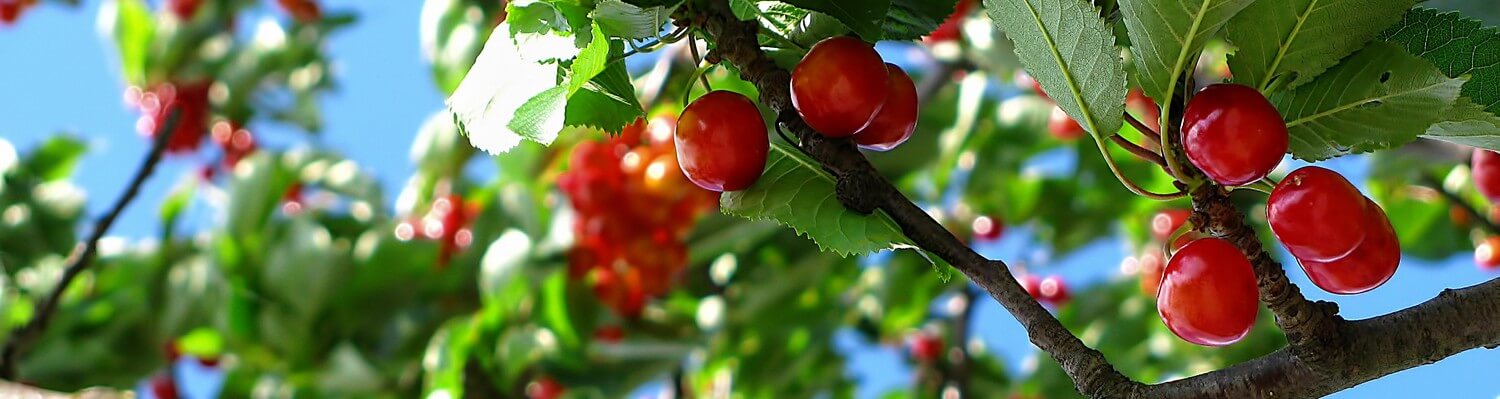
{"left": 1157, "top": 237, "right": 1258, "bottom": 346}
{"left": 1297, "top": 199, "right": 1399, "bottom": 294}
{"left": 1268, "top": 166, "right": 1369, "bottom": 262}
{"left": 149, "top": 374, "right": 178, "bottom": 399}
{"left": 907, "top": 331, "right": 944, "bottom": 363}
{"left": 163, "top": 341, "right": 182, "bottom": 362}
{"left": 1138, "top": 250, "right": 1165, "bottom": 297}
{"left": 1018, "top": 274, "right": 1043, "bottom": 300}
{"left": 1038, "top": 275, "right": 1070, "bottom": 305}
{"left": 1181, "top": 84, "right": 1287, "bottom": 186}
{"left": 276, "top": 0, "right": 321, "bottom": 23}
{"left": 1476, "top": 237, "right": 1500, "bottom": 270}
{"left": 1471, "top": 150, "right": 1500, "bottom": 202}
{"left": 791, "top": 36, "right": 889, "bottom": 137}
{"left": 1151, "top": 209, "right": 1191, "bottom": 242}
{"left": 0, "top": 0, "right": 22, "bottom": 25}
{"left": 1016, "top": 72, "right": 1048, "bottom": 101}
{"left": 527, "top": 376, "right": 566, "bottom": 399}
{"left": 1047, "top": 106, "right": 1085, "bottom": 140}
{"left": 213, "top": 122, "right": 257, "bottom": 167}
{"left": 971, "top": 215, "right": 1003, "bottom": 241}
{"left": 853, "top": 63, "right": 918, "bottom": 151}
{"left": 924, "top": 0, "right": 973, "bottom": 43}
{"left": 593, "top": 325, "right": 625, "bottom": 343}
{"left": 675, "top": 90, "right": 768, "bottom": 192}
{"left": 1127, "top": 89, "right": 1161, "bottom": 133}
{"left": 167, "top": 0, "right": 202, "bottom": 19}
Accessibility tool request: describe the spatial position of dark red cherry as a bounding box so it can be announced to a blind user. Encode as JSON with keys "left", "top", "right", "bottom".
{"left": 854, "top": 64, "right": 919, "bottom": 151}
{"left": 1158, "top": 237, "right": 1259, "bottom": 346}
{"left": 1471, "top": 150, "right": 1500, "bottom": 202}
{"left": 1181, "top": 84, "right": 1288, "bottom": 186}
{"left": 1268, "top": 166, "right": 1369, "bottom": 262}
{"left": 791, "top": 36, "right": 889, "bottom": 137}
{"left": 1297, "top": 199, "right": 1399, "bottom": 294}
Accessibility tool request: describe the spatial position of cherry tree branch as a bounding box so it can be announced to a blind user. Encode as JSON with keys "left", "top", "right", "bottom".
{"left": 695, "top": 1, "right": 1500, "bottom": 397}
{"left": 0, "top": 111, "right": 182, "bottom": 379}
{"left": 1420, "top": 173, "right": 1500, "bottom": 235}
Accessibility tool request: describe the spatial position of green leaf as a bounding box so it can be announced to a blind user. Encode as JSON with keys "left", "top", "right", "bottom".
{"left": 782, "top": 0, "right": 891, "bottom": 41}
{"left": 1118, "top": 0, "right": 1254, "bottom": 104}
{"left": 1225, "top": 0, "right": 1416, "bottom": 91}
{"left": 1422, "top": 97, "right": 1500, "bottom": 150}
{"left": 564, "top": 46, "right": 646, "bottom": 133}
{"left": 730, "top": 0, "right": 758, "bottom": 21}
{"left": 1379, "top": 7, "right": 1500, "bottom": 115}
{"left": 105, "top": 0, "right": 154, "bottom": 85}
{"left": 1276, "top": 42, "right": 1465, "bottom": 161}
{"left": 448, "top": 22, "right": 567, "bottom": 153}
{"left": 508, "top": 87, "right": 570, "bottom": 145}
{"left": 883, "top": 0, "right": 959, "bottom": 41}
{"left": 567, "top": 25, "right": 609, "bottom": 97}
{"left": 23, "top": 136, "right": 87, "bottom": 182}
{"left": 591, "top": 0, "right": 676, "bottom": 39}
{"left": 984, "top": 0, "right": 1128, "bottom": 138}
{"left": 720, "top": 142, "right": 911, "bottom": 256}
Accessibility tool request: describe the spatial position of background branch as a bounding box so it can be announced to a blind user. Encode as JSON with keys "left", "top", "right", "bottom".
{"left": 1421, "top": 173, "right": 1500, "bottom": 235}
{"left": 0, "top": 111, "right": 182, "bottom": 379}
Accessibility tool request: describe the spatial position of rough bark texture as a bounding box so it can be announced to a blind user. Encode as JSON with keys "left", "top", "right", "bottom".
{"left": 696, "top": 0, "right": 1500, "bottom": 397}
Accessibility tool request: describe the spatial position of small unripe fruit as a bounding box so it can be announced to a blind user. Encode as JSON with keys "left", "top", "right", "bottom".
{"left": 791, "top": 36, "right": 889, "bottom": 137}
{"left": 1182, "top": 84, "right": 1288, "bottom": 186}
{"left": 854, "top": 64, "right": 919, "bottom": 151}
{"left": 676, "top": 91, "right": 769, "bottom": 192}
{"left": 1158, "top": 237, "right": 1258, "bottom": 346}
{"left": 1268, "top": 166, "right": 1369, "bottom": 262}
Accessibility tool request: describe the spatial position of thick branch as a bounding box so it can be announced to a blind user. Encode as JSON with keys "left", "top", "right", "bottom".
{"left": 0, "top": 111, "right": 182, "bottom": 378}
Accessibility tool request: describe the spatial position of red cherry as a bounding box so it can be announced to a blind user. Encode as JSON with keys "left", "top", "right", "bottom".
{"left": 1047, "top": 107, "right": 1084, "bottom": 140}
{"left": 791, "top": 36, "right": 889, "bottom": 137}
{"left": 1138, "top": 251, "right": 1165, "bottom": 297}
{"left": 1151, "top": 209, "right": 1191, "bottom": 242}
{"left": 1476, "top": 237, "right": 1500, "bottom": 270}
{"left": 163, "top": 341, "right": 182, "bottom": 362}
{"left": 1016, "top": 72, "right": 1048, "bottom": 102}
{"left": 167, "top": 0, "right": 202, "bottom": 19}
{"left": 527, "top": 376, "right": 566, "bottom": 399}
{"left": 1471, "top": 150, "right": 1500, "bottom": 202}
{"left": 853, "top": 64, "right": 918, "bottom": 151}
{"left": 149, "top": 374, "right": 179, "bottom": 399}
{"left": 1297, "top": 199, "right": 1399, "bottom": 294}
{"left": 0, "top": 0, "right": 21, "bottom": 25}
{"left": 971, "top": 215, "right": 1003, "bottom": 241}
{"left": 1181, "top": 84, "right": 1287, "bottom": 186}
{"left": 1158, "top": 237, "right": 1259, "bottom": 346}
{"left": 276, "top": 0, "right": 321, "bottom": 23}
{"left": 675, "top": 90, "right": 769, "bottom": 192}
{"left": 1038, "top": 275, "right": 1069, "bottom": 305}
{"left": 197, "top": 356, "right": 220, "bottom": 368}
{"left": 907, "top": 332, "right": 944, "bottom": 363}
{"left": 213, "top": 121, "right": 257, "bottom": 167}
{"left": 593, "top": 325, "right": 625, "bottom": 343}
{"left": 1018, "top": 274, "right": 1043, "bottom": 301}
{"left": 1268, "top": 166, "right": 1369, "bottom": 262}
{"left": 923, "top": 0, "right": 973, "bottom": 43}
{"left": 1127, "top": 89, "right": 1161, "bottom": 133}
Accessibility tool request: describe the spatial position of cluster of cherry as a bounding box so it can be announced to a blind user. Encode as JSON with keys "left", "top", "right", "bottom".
{"left": 561, "top": 117, "right": 719, "bottom": 317}
{"left": 1155, "top": 84, "right": 1399, "bottom": 346}
{"left": 394, "top": 194, "right": 477, "bottom": 267}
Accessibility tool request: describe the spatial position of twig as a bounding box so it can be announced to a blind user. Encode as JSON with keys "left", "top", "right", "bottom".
{"left": 0, "top": 110, "right": 183, "bottom": 378}
{"left": 950, "top": 286, "right": 978, "bottom": 396}
{"left": 1422, "top": 174, "right": 1500, "bottom": 235}
{"left": 1107, "top": 134, "right": 1166, "bottom": 167}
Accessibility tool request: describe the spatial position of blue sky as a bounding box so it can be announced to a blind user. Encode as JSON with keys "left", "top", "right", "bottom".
{"left": 1, "top": 1, "right": 1496, "bottom": 398}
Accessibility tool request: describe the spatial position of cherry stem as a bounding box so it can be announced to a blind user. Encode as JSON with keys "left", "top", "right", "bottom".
{"left": 0, "top": 110, "right": 183, "bottom": 378}
{"left": 1422, "top": 174, "right": 1500, "bottom": 235}
{"left": 1107, "top": 134, "right": 1166, "bottom": 167}
{"left": 1124, "top": 111, "right": 1160, "bottom": 143}
{"left": 613, "top": 26, "right": 691, "bottom": 63}
{"left": 687, "top": 30, "right": 714, "bottom": 91}
{"left": 680, "top": 63, "right": 718, "bottom": 107}
{"left": 1162, "top": 220, "right": 1196, "bottom": 258}
{"left": 1234, "top": 178, "right": 1276, "bottom": 195}
{"left": 1094, "top": 138, "right": 1187, "bottom": 200}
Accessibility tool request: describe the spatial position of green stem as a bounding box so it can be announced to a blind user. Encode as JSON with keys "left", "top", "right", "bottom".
{"left": 1093, "top": 138, "right": 1187, "bottom": 200}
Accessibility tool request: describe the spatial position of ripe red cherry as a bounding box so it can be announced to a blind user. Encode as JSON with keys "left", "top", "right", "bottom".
{"left": 853, "top": 64, "right": 918, "bottom": 151}
{"left": 907, "top": 332, "right": 944, "bottom": 363}
{"left": 791, "top": 36, "right": 889, "bottom": 137}
{"left": 593, "top": 325, "right": 625, "bottom": 343}
{"left": 1018, "top": 274, "right": 1043, "bottom": 300}
{"left": 1471, "top": 150, "right": 1500, "bottom": 202}
{"left": 527, "top": 377, "right": 566, "bottom": 399}
{"left": 0, "top": 0, "right": 22, "bottom": 25}
{"left": 676, "top": 90, "right": 769, "bottom": 192}
{"left": 1151, "top": 209, "right": 1191, "bottom": 242}
{"left": 1038, "top": 275, "right": 1069, "bottom": 305}
{"left": 1138, "top": 251, "right": 1165, "bottom": 297}
{"left": 1297, "top": 199, "right": 1399, "bottom": 294}
{"left": 168, "top": 0, "right": 202, "bottom": 19}
{"left": 149, "top": 374, "right": 179, "bottom": 399}
{"left": 924, "top": 0, "right": 973, "bottom": 43}
{"left": 276, "top": 0, "right": 322, "bottom": 23}
{"left": 1047, "top": 107, "right": 1085, "bottom": 140}
{"left": 1158, "top": 237, "right": 1259, "bottom": 346}
{"left": 1476, "top": 237, "right": 1500, "bottom": 270}
{"left": 1268, "top": 166, "right": 1369, "bottom": 262}
{"left": 1016, "top": 72, "right": 1048, "bottom": 102}
{"left": 1181, "top": 84, "right": 1288, "bottom": 186}
{"left": 971, "top": 215, "right": 1003, "bottom": 241}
